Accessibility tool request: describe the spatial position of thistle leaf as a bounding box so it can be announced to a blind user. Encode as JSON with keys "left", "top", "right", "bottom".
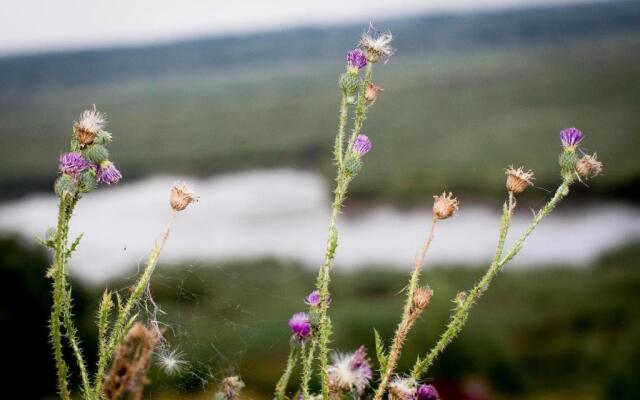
{"left": 374, "top": 329, "right": 388, "bottom": 373}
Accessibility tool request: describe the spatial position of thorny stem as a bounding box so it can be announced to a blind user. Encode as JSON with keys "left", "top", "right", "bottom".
{"left": 97, "top": 209, "right": 177, "bottom": 396}
{"left": 275, "top": 345, "right": 299, "bottom": 400}
{"left": 373, "top": 218, "right": 438, "bottom": 400}
{"left": 300, "top": 339, "right": 318, "bottom": 398}
{"left": 411, "top": 182, "right": 570, "bottom": 379}
{"left": 316, "top": 63, "right": 374, "bottom": 400}
{"left": 334, "top": 94, "right": 349, "bottom": 167}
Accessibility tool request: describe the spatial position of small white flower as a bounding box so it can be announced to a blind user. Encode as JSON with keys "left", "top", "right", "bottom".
{"left": 157, "top": 348, "right": 188, "bottom": 375}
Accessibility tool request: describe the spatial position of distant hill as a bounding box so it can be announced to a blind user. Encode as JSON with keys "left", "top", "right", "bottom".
{"left": 0, "top": 1, "right": 639, "bottom": 201}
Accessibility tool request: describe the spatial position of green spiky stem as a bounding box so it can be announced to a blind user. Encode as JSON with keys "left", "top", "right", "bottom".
{"left": 373, "top": 217, "right": 438, "bottom": 400}
{"left": 334, "top": 94, "right": 349, "bottom": 167}
{"left": 412, "top": 183, "right": 570, "bottom": 379}
{"left": 93, "top": 291, "right": 113, "bottom": 398}
{"left": 275, "top": 345, "right": 299, "bottom": 400}
{"left": 300, "top": 337, "right": 318, "bottom": 398}
{"left": 98, "top": 209, "right": 177, "bottom": 396}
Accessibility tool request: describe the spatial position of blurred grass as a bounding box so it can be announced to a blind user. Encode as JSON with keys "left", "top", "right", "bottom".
{"left": 1, "top": 31, "right": 639, "bottom": 202}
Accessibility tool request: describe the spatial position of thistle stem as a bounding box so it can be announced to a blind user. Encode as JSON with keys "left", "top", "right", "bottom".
{"left": 373, "top": 218, "right": 438, "bottom": 400}
{"left": 300, "top": 339, "right": 318, "bottom": 399}
{"left": 97, "top": 209, "right": 177, "bottom": 395}
{"left": 346, "top": 64, "right": 373, "bottom": 153}
{"left": 275, "top": 345, "right": 299, "bottom": 400}
{"left": 334, "top": 94, "right": 349, "bottom": 166}
{"left": 411, "top": 182, "right": 570, "bottom": 379}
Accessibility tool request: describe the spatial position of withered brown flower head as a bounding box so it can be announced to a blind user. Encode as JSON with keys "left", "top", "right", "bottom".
{"left": 170, "top": 183, "right": 198, "bottom": 211}
{"left": 576, "top": 153, "right": 603, "bottom": 179}
{"left": 74, "top": 104, "right": 106, "bottom": 146}
{"left": 433, "top": 191, "right": 459, "bottom": 220}
{"left": 359, "top": 30, "right": 395, "bottom": 63}
{"left": 411, "top": 286, "right": 433, "bottom": 314}
{"left": 505, "top": 166, "right": 535, "bottom": 194}
{"left": 365, "top": 82, "right": 384, "bottom": 102}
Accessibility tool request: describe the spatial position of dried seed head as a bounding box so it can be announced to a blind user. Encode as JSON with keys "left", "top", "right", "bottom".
{"left": 388, "top": 377, "right": 417, "bottom": 400}
{"left": 432, "top": 192, "right": 458, "bottom": 220}
{"left": 505, "top": 166, "right": 535, "bottom": 194}
{"left": 576, "top": 153, "right": 603, "bottom": 179}
{"left": 170, "top": 183, "right": 198, "bottom": 211}
{"left": 365, "top": 82, "right": 384, "bottom": 102}
{"left": 411, "top": 286, "right": 433, "bottom": 314}
{"left": 220, "top": 376, "right": 245, "bottom": 400}
{"left": 74, "top": 105, "right": 106, "bottom": 145}
{"left": 360, "top": 29, "right": 395, "bottom": 63}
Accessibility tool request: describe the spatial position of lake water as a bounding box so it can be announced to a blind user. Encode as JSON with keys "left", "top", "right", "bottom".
{"left": 1, "top": 169, "right": 639, "bottom": 284}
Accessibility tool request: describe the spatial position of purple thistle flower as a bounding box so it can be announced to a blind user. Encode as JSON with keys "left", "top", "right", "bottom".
{"left": 327, "top": 346, "right": 372, "bottom": 395}
{"left": 288, "top": 312, "right": 311, "bottom": 340}
{"left": 353, "top": 134, "right": 372, "bottom": 156}
{"left": 59, "top": 152, "right": 88, "bottom": 176}
{"left": 346, "top": 49, "right": 367, "bottom": 70}
{"left": 305, "top": 290, "right": 330, "bottom": 307}
{"left": 560, "top": 127, "right": 583, "bottom": 148}
{"left": 416, "top": 384, "right": 439, "bottom": 400}
{"left": 96, "top": 161, "right": 122, "bottom": 185}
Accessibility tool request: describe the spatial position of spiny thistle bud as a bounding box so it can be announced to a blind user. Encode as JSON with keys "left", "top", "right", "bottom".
{"left": 74, "top": 105, "right": 105, "bottom": 146}
{"left": 411, "top": 286, "right": 433, "bottom": 314}
{"left": 59, "top": 152, "right": 88, "bottom": 176}
{"left": 169, "top": 183, "right": 198, "bottom": 211}
{"left": 346, "top": 48, "right": 367, "bottom": 71}
{"left": 360, "top": 29, "right": 395, "bottom": 63}
{"left": 505, "top": 166, "right": 535, "bottom": 194}
{"left": 416, "top": 384, "right": 440, "bottom": 400}
{"left": 84, "top": 144, "right": 109, "bottom": 164}
{"left": 344, "top": 157, "right": 363, "bottom": 176}
{"left": 305, "top": 290, "right": 330, "bottom": 308}
{"left": 365, "top": 82, "right": 383, "bottom": 102}
{"left": 77, "top": 170, "right": 98, "bottom": 193}
{"left": 352, "top": 134, "right": 372, "bottom": 156}
{"left": 340, "top": 71, "right": 361, "bottom": 95}
{"left": 559, "top": 150, "right": 580, "bottom": 183}
{"left": 289, "top": 312, "right": 312, "bottom": 340}
{"left": 560, "top": 127, "right": 583, "bottom": 150}
{"left": 94, "top": 130, "right": 113, "bottom": 145}
{"left": 218, "top": 376, "right": 245, "bottom": 400}
{"left": 96, "top": 161, "right": 122, "bottom": 185}
{"left": 433, "top": 192, "right": 458, "bottom": 220}
{"left": 54, "top": 174, "right": 76, "bottom": 198}
{"left": 576, "top": 153, "right": 603, "bottom": 179}
{"left": 454, "top": 291, "right": 467, "bottom": 308}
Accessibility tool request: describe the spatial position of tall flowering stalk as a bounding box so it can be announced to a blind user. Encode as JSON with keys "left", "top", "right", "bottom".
{"left": 411, "top": 128, "right": 602, "bottom": 380}
{"left": 45, "top": 106, "right": 197, "bottom": 399}
{"left": 373, "top": 193, "right": 458, "bottom": 400}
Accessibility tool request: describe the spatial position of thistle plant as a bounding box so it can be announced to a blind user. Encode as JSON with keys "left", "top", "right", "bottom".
{"left": 274, "top": 26, "right": 394, "bottom": 400}
{"left": 44, "top": 105, "right": 197, "bottom": 399}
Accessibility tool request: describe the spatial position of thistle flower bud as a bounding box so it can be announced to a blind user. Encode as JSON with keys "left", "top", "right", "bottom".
{"left": 54, "top": 174, "right": 76, "bottom": 198}
{"left": 169, "top": 183, "right": 198, "bottom": 211}
{"left": 505, "top": 166, "right": 535, "bottom": 194}
{"left": 360, "top": 30, "right": 395, "bottom": 63}
{"left": 559, "top": 127, "right": 583, "bottom": 150}
{"left": 77, "top": 170, "right": 97, "bottom": 193}
{"left": 433, "top": 192, "right": 458, "bottom": 220}
{"left": 416, "top": 384, "right": 440, "bottom": 400}
{"left": 84, "top": 144, "right": 109, "bottom": 164}
{"left": 59, "top": 152, "right": 88, "bottom": 176}
{"left": 289, "top": 312, "right": 312, "bottom": 340}
{"left": 96, "top": 161, "right": 122, "bottom": 185}
{"left": 559, "top": 150, "right": 580, "bottom": 183}
{"left": 353, "top": 134, "right": 372, "bottom": 157}
{"left": 411, "top": 286, "right": 433, "bottom": 314}
{"left": 346, "top": 48, "right": 367, "bottom": 71}
{"left": 305, "top": 290, "right": 330, "bottom": 308}
{"left": 365, "top": 82, "right": 383, "bottom": 102}
{"left": 340, "top": 71, "right": 361, "bottom": 95}
{"left": 74, "top": 105, "right": 105, "bottom": 146}
{"left": 576, "top": 153, "right": 603, "bottom": 179}
{"left": 344, "top": 157, "right": 363, "bottom": 176}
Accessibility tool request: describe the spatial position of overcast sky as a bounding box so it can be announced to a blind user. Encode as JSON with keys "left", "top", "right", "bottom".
{"left": 1, "top": 0, "right": 593, "bottom": 55}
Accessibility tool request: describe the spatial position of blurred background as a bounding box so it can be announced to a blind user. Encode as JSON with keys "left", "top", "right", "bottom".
{"left": 1, "top": 0, "right": 639, "bottom": 399}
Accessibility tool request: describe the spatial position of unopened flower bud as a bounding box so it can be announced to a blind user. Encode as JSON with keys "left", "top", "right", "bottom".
{"left": 411, "top": 286, "right": 433, "bottom": 313}
{"left": 344, "top": 157, "right": 363, "bottom": 176}
{"left": 54, "top": 174, "right": 76, "bottom": 198}
{"left": 340, "top": 71, "right": 361, "bottom": 95}
{"left": 84, "top": 144, "right": 109, "bottom": 164}
{"left": 352, "top": 134, "right": 372, "bottom": 156}
{"left": 77, "top": 170, "right": 97, "bottom": 193}
{"left": 505, "top": 166, "right": 534, "bottom": 194}
{"left": 454, "top": 291, "right": 467, "bottom": 308}
{"left": 433, "top": 192, "right": 458, "bottom": 220}
{"left": 365, "top": 83, "right": 383, "bottom": 102}
{"left": 74, "top": 105, "right": 106, "bottom": 146}
{"left": 169, "top": 183, "right": 198, "bottom": 211}
{"left": 576, "top": 153, "right": 603, "bottom": 179}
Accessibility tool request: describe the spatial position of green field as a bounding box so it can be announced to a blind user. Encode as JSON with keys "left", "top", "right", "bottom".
{"left": 2, "top": 236, "right": 639, "bottom": 399}
{"left": 1, "top": 2, "right": 639, "bottom": 202}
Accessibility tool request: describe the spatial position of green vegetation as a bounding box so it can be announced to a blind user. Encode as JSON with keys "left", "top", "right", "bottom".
{"left": 1, "top": 2, "right": 639, "bottom": 201}
{"left": 4, "top": 235, "right": 638, "bottom": 399}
